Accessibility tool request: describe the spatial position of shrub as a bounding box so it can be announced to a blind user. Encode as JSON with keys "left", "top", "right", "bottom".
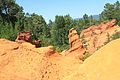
{"left": 54, "top": 44, "right": 69, "bottom": 53}
{"left": 82, "top": 51, "right": 92, "bottom": 61}
{"left": 0, "top": 25, "right": 18, "bottom": 41}
{"left": 111, "top": 32, "right": 120, "bottom": 40}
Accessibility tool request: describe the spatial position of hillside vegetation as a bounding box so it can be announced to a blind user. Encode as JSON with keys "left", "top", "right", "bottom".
{"left": 0, "top": 1, "right": 120, "bottom": 51}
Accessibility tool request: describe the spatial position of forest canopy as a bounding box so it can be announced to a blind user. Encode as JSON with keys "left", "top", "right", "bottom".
{"left": 0, "top": 0, "right": 120, "bottom": 51}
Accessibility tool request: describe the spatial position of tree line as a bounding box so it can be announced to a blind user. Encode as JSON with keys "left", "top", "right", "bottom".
{"left": 0, "top": 0, "right": 120, "bottom": 51}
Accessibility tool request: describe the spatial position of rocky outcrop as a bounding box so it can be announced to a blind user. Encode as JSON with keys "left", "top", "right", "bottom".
{"left": 61, "top": 19, "right": 120, "bottom": 58}
{"left": 32, "top": 40, "right": 42, "bottom": 48}
{"left": 16, "top": 31, "right": 41, "bottom": 47}
{"left": 68, "top": 28, "right": 83, "bottom": 51}
{"left": 80, "top": 19, "right": 116, "bottom": 38}
{"left": 80, "top": 19, "right": 120, "bottom": 53}
{"left": 16, "top": 31, "right": 32, "bottom": 43}
{"left": 62, "top": 28, "right": 85, "bottom": 59}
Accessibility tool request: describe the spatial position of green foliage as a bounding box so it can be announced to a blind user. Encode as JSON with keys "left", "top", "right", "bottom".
{"left": 0, "top": 24, "right": 18, "bottom": 41}
{"left": 111, "top": 31, "right": 120, "bottom": 40}
{"left": 83, "top": 52, "right": 92, "bottom": 61}
{"left": 104, "top": 33, "right": 111, "bottom": 45}
{"left": 104, "top": 31, "right": 120, "bottom": 45}
{"left": 54, "top": 44, "right": 69, "bottom": 52}
{"left": 101, "top": 1, "right": 120, "bottom": 24}
{"left": 81, "top": 36, "right": 88, "bottom": 49}
{"left": 0, "top": 0, "right": 23, "bottom": 29}
{"left": 51, "top": 15, "right": 70, "bottom": 47}
{"left": 82, "top": 51, "right": 92, "bottom": 61}
{"left": 0, "top": 0, "right": 120, "bottom": 53}
{"left": 83, "top": 14, "right": 89, "bottom": 26}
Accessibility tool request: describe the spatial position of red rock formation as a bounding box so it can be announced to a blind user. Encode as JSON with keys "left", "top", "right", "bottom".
{"left": 68, "top": 28, "right": 82, "bottom": 49}
{"left": 80, "top": 19, "right": 116, "bottom": 38}
{"left": 16, "top": 31, "right": 32, "bottom": 43}
{"left": 62, "top": 28, "right": 85, "bottom": 59}
{"left": 16, "top": 31, "right": 41, "bottom": 47}
{"left": 80, "top": 19, "right": 120, "bottom": 53}
{"left": 32, "top": 40, "right": 41, "bottom": 48}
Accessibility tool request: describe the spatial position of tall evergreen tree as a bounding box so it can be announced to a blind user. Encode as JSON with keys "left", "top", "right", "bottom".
{"left": 51, "top": 15, "right": 66, "bottom": 46}
{"left": 101, "top": 1, "right": 120, "bottom": 23}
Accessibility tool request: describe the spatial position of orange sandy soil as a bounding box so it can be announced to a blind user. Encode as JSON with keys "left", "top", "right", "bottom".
{"left": 0, "top": 39, "right": 82, "bottom": 80}
{"left": 1, "top": 38, "right": 120, "bottom": 80}
{"left": 63, "top": 39, "right": 120, "bottom": 80}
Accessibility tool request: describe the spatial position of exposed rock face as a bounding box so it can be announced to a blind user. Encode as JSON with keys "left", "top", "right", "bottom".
{"left": 32, "top": 40, "right": 42, "bottom": 48}
{"left": 62, "top": 28, "right": 85, "bottom": 59}
{"left": 80, "top": 19, "right": 120, "bottom": 53}
{"left": 16, "top": 31, "right": 41, "bottom": 47}
{"left": 80, "top": 19, "right": 117, "bottom": 38}
{"left": 16, "top": 31, "right": 32, "bottom": 43}
{"left": 62, "top": 39, "right": 120, "bottom": 80}
{"left": 68, "top": 28, "right": 83, "bottom": 50}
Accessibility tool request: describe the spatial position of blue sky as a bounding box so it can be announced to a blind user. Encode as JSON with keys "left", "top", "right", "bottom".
{"left": 16, "top": 0, "right": 118, "bottom": 22}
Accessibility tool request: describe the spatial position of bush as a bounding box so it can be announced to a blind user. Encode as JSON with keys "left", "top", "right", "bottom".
{"left": 54, "top": 44, "right": 69, "bottom": 52}
{"left": 82, "top": 51, "right": 92, "bottom": 61}
{"left": 104, "top": 31, "right": 120, "bottom": 45}
{"left": 111, "top": 32, "right": 120, "bottom": 40}
{"left": 0, "top": 25, "right": 18, "bottom": 41}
